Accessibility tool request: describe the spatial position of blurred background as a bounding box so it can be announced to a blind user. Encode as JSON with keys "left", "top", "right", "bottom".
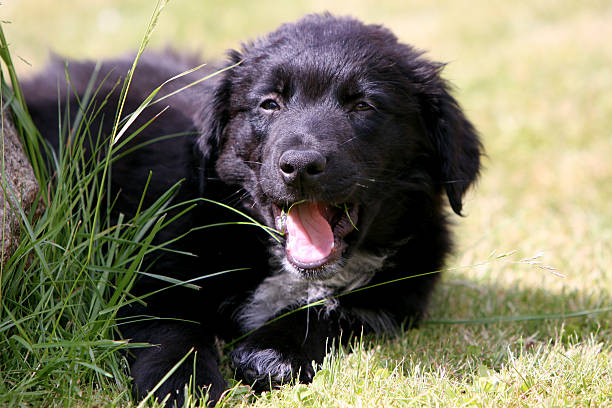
{"left": 2, "top": 0, "right": 611, "bottom": 315}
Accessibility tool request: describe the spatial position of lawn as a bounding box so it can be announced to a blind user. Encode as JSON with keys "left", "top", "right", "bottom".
{"left": 1, "top": 1, "right": 610, "bottom": 407}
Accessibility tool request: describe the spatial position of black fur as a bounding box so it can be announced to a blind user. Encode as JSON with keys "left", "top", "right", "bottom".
{"left": 22, "top": 14, "right": 482, "bottom": 406}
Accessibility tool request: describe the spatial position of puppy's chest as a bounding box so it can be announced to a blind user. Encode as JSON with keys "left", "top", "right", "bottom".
{"left": 235, "top": 252, "right": 387, "bottom": 332}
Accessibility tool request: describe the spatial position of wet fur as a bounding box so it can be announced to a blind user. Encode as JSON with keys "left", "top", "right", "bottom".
{"left": 22, "top": 14, "right": 482, "bottom": 406}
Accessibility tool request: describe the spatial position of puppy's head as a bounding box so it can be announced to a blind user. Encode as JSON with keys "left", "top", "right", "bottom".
{"left": 200, "top": 14, "right": 482, "bottom": 279}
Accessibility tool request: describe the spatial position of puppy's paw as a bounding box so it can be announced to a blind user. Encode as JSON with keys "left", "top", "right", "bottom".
{"left": 230, "top": 344, "right": 315, "bottom": 391}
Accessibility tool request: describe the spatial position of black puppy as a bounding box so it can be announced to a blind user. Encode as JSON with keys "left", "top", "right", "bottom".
{"left": 22, "top": 13, "right": 482, "bottom": 406}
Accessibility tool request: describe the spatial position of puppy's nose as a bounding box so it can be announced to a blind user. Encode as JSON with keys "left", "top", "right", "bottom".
{"left": 279, "top": 149, "right": 326, "bottom": 184}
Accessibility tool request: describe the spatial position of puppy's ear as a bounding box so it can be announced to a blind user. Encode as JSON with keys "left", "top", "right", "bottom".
{"left": 419, "top": 64, "right": 483, "bottom": 215}
{"left": 196, "top": 50, "right": 243, "bottom": 159}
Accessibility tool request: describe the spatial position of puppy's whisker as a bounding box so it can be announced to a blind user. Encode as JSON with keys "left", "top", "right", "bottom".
{"left": 441, "top": 179, "right": 472, "bottom": 184}
{"left": 338, "top": 136, "right": 358, "bottom": 147}
{"left": 357, "top": 177, "right": 379, "bottom": 183}
{"left": 244, "top": 160, "right": 263, "bottom": 166}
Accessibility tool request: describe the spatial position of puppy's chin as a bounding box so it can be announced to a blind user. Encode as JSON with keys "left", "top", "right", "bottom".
{"left": 268, "top": 237, "right": 350, "bottom": 281}
{"left": 279, "top": 253, "right": 347, "bottom": 281}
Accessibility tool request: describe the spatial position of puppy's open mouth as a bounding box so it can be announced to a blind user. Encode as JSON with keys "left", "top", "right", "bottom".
{"left": 273, "top": 202, "right": 359, "bottom": 271}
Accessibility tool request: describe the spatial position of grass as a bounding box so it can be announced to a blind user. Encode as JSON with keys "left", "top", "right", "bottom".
{"left": 0, "top": 2, "right": 190, "bottom": 406}
{"left": 1, "top": 1, "right": 611, "bottom": 407}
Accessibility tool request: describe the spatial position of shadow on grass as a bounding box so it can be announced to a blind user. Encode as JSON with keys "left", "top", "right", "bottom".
{"left": 370, "top": 275, "right": 610, "bottom": 376}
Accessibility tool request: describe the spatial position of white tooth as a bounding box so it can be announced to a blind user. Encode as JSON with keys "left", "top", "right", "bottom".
{"left": 275, "top": 213, "right": 287, "bottom": 233}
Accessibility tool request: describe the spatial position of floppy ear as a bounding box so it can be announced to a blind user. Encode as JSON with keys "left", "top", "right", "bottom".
{"left": 420, "top": 67, "right": 483, "bottom": 215}
{"left": 196, "top": 49, "right": 243, "bottom": 159}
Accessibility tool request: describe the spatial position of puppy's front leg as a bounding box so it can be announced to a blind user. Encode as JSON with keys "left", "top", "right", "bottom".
{"left": 230, "top": 306, "right": 349, "bottom": 390}
{"left": 123, "top": 321, "right": 226, "bottom": 406}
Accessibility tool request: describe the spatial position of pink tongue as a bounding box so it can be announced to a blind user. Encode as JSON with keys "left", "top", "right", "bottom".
{"left": 286, "top": 202, "right": 334, "bottom": 264}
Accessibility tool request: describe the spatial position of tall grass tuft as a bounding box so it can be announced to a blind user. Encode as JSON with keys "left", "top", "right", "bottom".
{"left": 0, "top": 2, "right": 192, "bottom": 405}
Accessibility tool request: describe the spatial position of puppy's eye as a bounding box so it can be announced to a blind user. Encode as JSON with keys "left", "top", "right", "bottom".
{"left": 260, "top": 99, "right": 281, "bottom": 111}
{"left": 352, "top": 101, "right": 373, "bottom": 112}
